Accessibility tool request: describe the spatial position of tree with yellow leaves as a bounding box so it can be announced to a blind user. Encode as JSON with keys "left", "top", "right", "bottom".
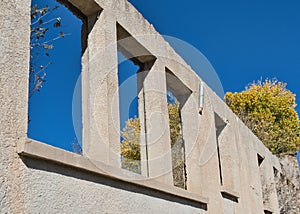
{"left": 120, "top": 117, "right": 141, "bottom": 173}
{"left": 120, "top": 97, "right": 186, "bottom": 188}
{"left": 168, "top": 102, "right": 186, "bottom": 189}
{"left": 224, "top": 79, "right": 300, "bottom": 155}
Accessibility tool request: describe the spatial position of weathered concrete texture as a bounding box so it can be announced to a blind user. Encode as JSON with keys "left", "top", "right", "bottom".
{"left": 0, "top": 0, "right": 31, "bottom": 212}
{"left": 0, "top": 0, "right": 289, "bottom": 213}
{"left": 20, "top": 157, "right": 204, "bottom": 214}
{"left": 275, "top": 155, "right": 300, "bottom": 214}
{"left": 279, "top": 155, "right": 299, "bottom": 187}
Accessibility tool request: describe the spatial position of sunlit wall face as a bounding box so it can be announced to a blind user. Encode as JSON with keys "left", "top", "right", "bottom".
{"left": 28, "top": 0, "right": 83, "bottom": 153}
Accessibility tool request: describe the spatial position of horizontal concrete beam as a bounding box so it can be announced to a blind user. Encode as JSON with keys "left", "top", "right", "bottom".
{"left": 19, "top": 138, "right": 209, "bottom": 210}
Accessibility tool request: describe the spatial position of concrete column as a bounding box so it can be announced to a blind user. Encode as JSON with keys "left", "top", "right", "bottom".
{"left": 180, "top": 92, "right": 200, "bottom": 188}
{"left": 187, "top": 87, "right": 225, "bottom": 213}
{"left": 141, "top": 60, "right": 173, "bottom": 184}
{"left": 218, "top": 117, "right": 240, "bottom": 192}
{"left": 83, "top": 10, "right": 120, "bottom": 167}
{"left": 137, "top": 69, "right": 148, "bottom": 177}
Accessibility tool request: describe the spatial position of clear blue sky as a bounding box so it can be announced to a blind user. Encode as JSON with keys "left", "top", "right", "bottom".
{"left": 129, "top": 0, "right": 300, "bottom": 112}
{"left": 29, "top": 0, "right": 82, "bottom": 152}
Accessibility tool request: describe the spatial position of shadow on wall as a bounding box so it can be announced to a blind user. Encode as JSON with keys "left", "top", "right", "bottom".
{"left": 21, "top": 156, "right": 208, "bottom": 211}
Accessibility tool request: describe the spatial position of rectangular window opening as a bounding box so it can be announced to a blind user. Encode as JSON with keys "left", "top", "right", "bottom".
{"left": 167, "top": 90, "right": 186, "bottom": 189}
{"left": 214, "top": 113, "right": 227, "bottom": 185}
{"left": 28, "top": 0, "right": 101, "bottom": 154}
{"left": 117, "top": 23, "right": 156, "bottom": 174}
{"left": 28, "top": 0, "right": 86, "bottom": 154}
{"left": 118, "top": 50, "right": 142, "bottom": 174}
{"left": 166, "top": 69, "right": 191, "bottom": 189}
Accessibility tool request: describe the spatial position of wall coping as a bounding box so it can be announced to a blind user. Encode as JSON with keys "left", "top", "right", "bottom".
{"left": 18, "top": 138, "right": 209, "bottom": 210}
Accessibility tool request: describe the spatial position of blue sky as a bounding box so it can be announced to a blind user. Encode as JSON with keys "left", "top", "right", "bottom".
{"left": 28, "top": 0, "right": 300, "bottom": 165}
{"left": 29, "top": 0, "right": 82, "bottom": 152}
{"left": 129, "top": 0, "right": 300, "bottom": 112}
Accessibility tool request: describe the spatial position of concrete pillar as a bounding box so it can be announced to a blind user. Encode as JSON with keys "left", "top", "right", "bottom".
{"left": 137, "top": 69, "right": 149, "bottom": 177}
{"left": 189, "top": 87, "right": 224, "bottom": 213}
{"left": 83, "top": 10, "right": 120, "bottom": 167}
{"left": 180, "top": 92, "right": 200, "bottom": 185}
{"left": 141, "top": 60, "right": 173, "bottom": 184}
{"left": 217, "top": 116, "right": 240, "bottom": 193}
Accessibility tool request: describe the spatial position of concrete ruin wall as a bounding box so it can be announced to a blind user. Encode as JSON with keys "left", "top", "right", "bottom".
{"left": 275, "top": 156, "right": 300, "bottom": 213}
{"left": 0, "top": 0, "right": 283, "bottom": 213}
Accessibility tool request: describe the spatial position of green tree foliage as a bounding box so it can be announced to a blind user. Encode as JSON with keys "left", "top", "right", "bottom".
{"left": 224, "top": 79, "right": 300, "bottom": 155}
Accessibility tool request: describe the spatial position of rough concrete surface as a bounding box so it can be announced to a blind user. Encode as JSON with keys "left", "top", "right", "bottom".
{"left": 276, "top": 155, "right": 300, "bottom": 214}
{"left": 0, "top": 0, "right": 293, "bottom": 213}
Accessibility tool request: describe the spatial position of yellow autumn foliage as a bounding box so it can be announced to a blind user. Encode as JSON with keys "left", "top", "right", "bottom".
{"left": 224, "top": 79, "right": 300, "bottom": 155}
{"left": 168, "top": 102, "right": 186, "bottom": 189}
{"left": 120, "top": 102, "right": 186, "bottom": 187}
{"left": 120, "top": 117, "right": 141, "bottom": 173}
{"left": 168, "top": 103, "right": 181, "bottom": 147}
